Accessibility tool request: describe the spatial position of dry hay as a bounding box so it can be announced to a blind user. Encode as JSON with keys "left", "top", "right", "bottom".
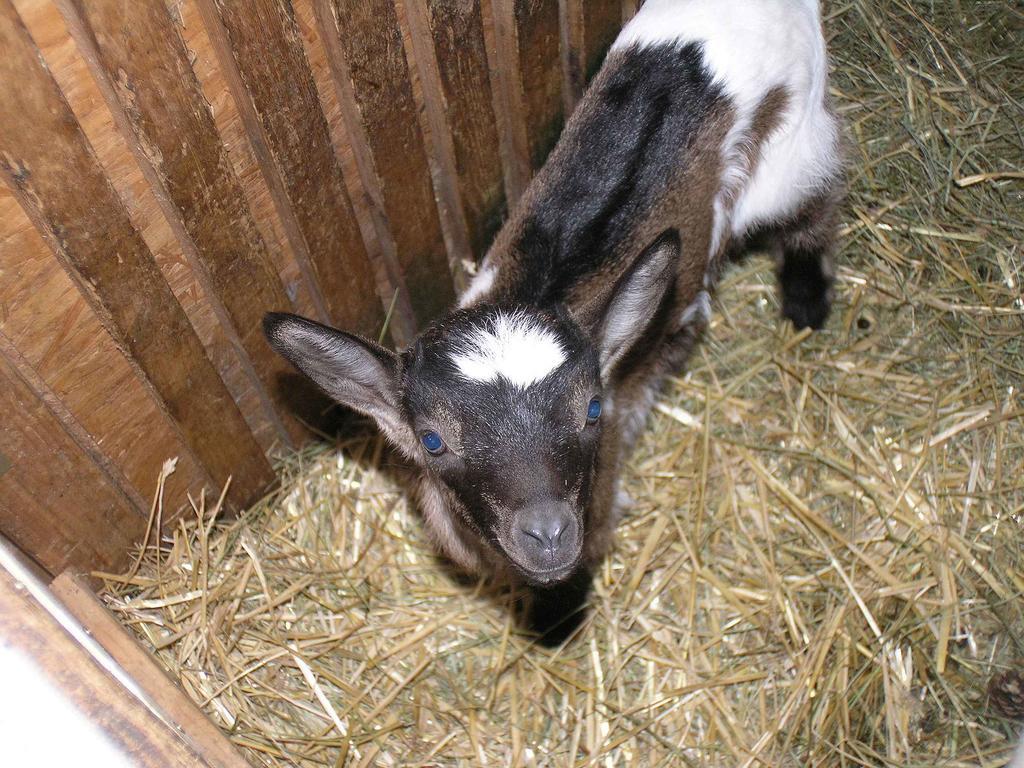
{"left": 100, "top": 1, "right": 1023, "bottom": 766}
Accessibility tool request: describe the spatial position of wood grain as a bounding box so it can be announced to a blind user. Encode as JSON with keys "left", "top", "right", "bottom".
{"left": 0, "top": 0, "right": 275, "bottom": 509}
{"left": 59, "top": 0, "right": 306, "bottom": 447}
{"left": 13, "top": 0, "right": 280, "bottom": 456}
{"left": 487, "top": 0, "right": 563, "bottom": 206}
{"left": 486, "top": 0, "right": 531, "bottom": 204}
{"left": 51, "top": 572, "right": 251, "bottom": 768}
{"left": 412, "top": 0, "right": 507, "bottom": 260}
{"left": 513, "top": 0, "right": 564, "bottom": 170}
{"left": 400, "top": 0, "right": 473, "bottom": 287}
{"left": 195, "top": 0, "right": 385, "bottom": 341}
{"left": 175, "top": 0, "right": 324, "bottom": 325}
{"left": 0, "top": 178, "right": 213, "bottom": 516}
{"left": 580, "top": 0, "right": 620, "bottom": 82}
{"left": 307, "top": 0, "right": 414, "bottom": 346}
{"left": 0, "top": 330, "right": 149, "bottom": 517}
{"left": 0, "top": 565, "right": 211, "bottom": 766}
{"left": 0, "top": 348, "right": 145, "bottom": 577}
{"left": 269, "top": 0, "right": 388, "bottom": 329}
{"left": 562, "top": 0, "right": 621, "bottom": 113}
{"left": 315, "top": 0, "right": 455, "bottom": 329}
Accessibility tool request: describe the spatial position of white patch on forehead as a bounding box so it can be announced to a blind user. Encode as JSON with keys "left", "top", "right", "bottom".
{"left": 451, "top": 311, "right": 566, "bottom": 387}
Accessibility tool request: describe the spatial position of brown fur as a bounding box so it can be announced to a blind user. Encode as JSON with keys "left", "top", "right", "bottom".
{"left": 475, "top": 55, "right": 729, "bottom": 325}
{"left": 462, "top": 55, "right": 837, "bottom": 573}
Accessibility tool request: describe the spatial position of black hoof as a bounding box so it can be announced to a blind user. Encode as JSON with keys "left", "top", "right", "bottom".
{"left": 531, "top": 604, "right": 588, "bottom": 647}
{"left": 779, "top": 253, "right": 832, "bottom": 330}
{"left": 782, "top": 288, "right": 831, "bottom": 330}
{"left": 527, "top": 568, "right": 592, "bottom": 647}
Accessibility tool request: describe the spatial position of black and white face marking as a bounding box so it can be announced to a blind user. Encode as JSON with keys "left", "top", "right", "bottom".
{"left": 401, "top": 306, "right": 603, "bottom": 583}
{"left": 264, "top": 230, "right": 679, "bottom": 586}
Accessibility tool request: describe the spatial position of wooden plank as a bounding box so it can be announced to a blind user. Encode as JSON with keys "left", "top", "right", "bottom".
{"left": 561, "top": 0, "right": 620, "bottom": 111}
{"left": 315, "top": 0, "right": 455, "bottom": 328}
{"left": 513, "top": 0, "right": 564, "bottom": 170}
{"left": 622, "top": 0, "right": 638, "bottom": 24}
{"left": 175, "top": 0, "right": 324, "bottom": 324}
{"left": 57, "top": 0, "right": 306, "bottom": 447}
{"left": 0, "top": 565, "right": 211, "bottom": 767}
{"left": 0, "top": 330, "right": 149, "bottom": 516}
{"left": 194, "top": 0, "right": 386, "bottom": 342}
{"left": 580, "top": 0, "right": 620, "bottom": 82}
{"left": 0, "top": 348, "right": 145, "bottom": 577}
{"left": 484, "top": 0, "right": 531, "bottom": 205}
{"left": 289, "top": 0, "right": 406, "bottom": 332}
{"left": 0, "top": 183, "right": 213, "bottom": 513}
{"left": 0, "top": 1, "right": 275, "bottom": 509}
{"left": 51, "top": 572, "right": 251, "bottom": 768}
{"left": 305, "top": 0, "right": 415, "bottom": 346}
{"left": 13, "top": 0, "right": 280, "bottom": 457}
{"left": 180, "top": 0, "right": 372, "bottom": 430}
{"left": 559, "top": 0, "right": 583, "bottom": 113}
{"left": 409, "top": 0, "right": 507, "bottom": 260}
{"left": 184, "top": 0, "right": 331, "bottom": 329}
{"left": 400, "top": 0, "right": 474, "bottom": 285}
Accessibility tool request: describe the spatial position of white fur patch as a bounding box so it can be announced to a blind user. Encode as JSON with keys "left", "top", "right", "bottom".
{"left": 417, "top": 478, "right": 481, "bottom": 573}
{"left": 614, "top": 0, "right": 825, "bottom": 104}
{"left": 708, "top": 117, "right": 754, "bottom": 260}
{"left": 457, "top": 262, "right": 496, "bottom": 308}
{"left": 1011, "top": 730, "right": 1024, "bottom": 768}
{"left": 679, "top": 290, "right": 711, "bottom": 328}
{"left": 451, "top": 311, "right": 565, "bottom": 387}
{"left": 614, "top": 0, "right": 841, "bottom": 252}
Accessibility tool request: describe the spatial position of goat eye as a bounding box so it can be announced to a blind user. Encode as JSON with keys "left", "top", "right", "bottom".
{"left": 420, "top": 431, "right": 446, "bottom": 455}
{"left": 586, "top": 398, "right": 602, "bottom": 424}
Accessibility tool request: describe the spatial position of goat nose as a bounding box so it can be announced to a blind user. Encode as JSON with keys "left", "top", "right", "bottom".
{"left": 515, "top": 503, "right": 577, "bottom": 561}
{"left": 522, "top": 516, "right": 566, "bottom": 552}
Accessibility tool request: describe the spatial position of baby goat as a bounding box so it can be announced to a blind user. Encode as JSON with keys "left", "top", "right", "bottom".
{"left": 265, "top": 0, "right": 843, "bottom": 644}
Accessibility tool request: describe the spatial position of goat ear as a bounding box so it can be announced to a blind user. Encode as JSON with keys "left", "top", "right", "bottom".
{"left": 263, "top": 313, "right": 417, "bottom": 454}
{"left": 593, "top": 230, "right": 679, "bottom": 378}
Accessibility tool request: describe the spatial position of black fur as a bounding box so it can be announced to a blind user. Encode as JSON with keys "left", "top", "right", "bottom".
{"left": 779, "top": 246, "right": 832, "bottom": 330}
{"left": 502, "top": 44, "right": 724, "bottom": 307}
{"left": 726, "top": 191, "right": 840, "bottom": 331}
{"left": 528, "top": 566, "right": 593, "bottom": 646}
{"left": 263, "top": 29, "right": 842, "bottom": 645}
{"left": 401, "top": 306, "right": 601, "bottom": 575}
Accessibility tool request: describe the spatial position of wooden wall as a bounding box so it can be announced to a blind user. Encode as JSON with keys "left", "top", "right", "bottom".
{"left": 0, "top": 0, "right": 630, "bottom": 578}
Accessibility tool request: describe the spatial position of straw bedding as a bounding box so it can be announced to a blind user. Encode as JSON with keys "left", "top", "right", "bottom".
{"left": 101, "top": 1, "right": 1023, "bottom": 765}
